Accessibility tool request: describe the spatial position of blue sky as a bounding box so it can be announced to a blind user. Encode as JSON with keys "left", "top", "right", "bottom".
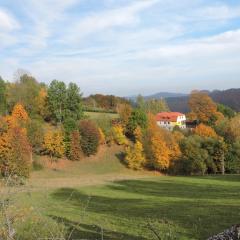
{"left": 0, "top": 0, "right": 240, "bottom": 96}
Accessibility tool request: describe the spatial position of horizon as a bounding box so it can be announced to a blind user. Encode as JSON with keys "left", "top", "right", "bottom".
{"left": 1, "top": 0, "right": 240, "bottom": 96}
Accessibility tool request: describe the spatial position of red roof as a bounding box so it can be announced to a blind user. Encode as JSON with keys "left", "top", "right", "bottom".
{"left": 156, "top": 112, "right": 185, "bottom": 122}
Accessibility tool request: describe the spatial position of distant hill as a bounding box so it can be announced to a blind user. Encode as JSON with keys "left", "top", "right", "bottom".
{"left": 127, "top": 92, "right": 188, "bottom": 101}
{"left": 128, "top": 89, "right": 240, "bottom": 113}
{"left": 166, "top": 88, "right": 240, "bottom": 113}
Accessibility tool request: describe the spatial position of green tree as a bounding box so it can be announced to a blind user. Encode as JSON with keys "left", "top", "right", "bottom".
{"left": 179, "top": 135, "right": 208, "bottom": 175}
{"left": 127, "top": 109, "right": 147, "bottom": 136}
{"left": 47, "top": 80, "right": 67, "bottom": 123}
{"left": 65, "top": 82, "right": 83, "bottom": 120}
{"left": 217, "top": 104, "right": 236, "bottom": 118}
{"left": 7, "top": 74, "right": 41, "bottom": 116}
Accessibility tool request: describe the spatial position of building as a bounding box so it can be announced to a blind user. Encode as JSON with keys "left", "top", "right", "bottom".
{"left": 156, "top": 112, "right": 186, "bottom": 130}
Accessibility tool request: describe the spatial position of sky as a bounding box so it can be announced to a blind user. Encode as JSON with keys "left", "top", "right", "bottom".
{"left": 0, "top": 0, "right": 240, "bottom": 96}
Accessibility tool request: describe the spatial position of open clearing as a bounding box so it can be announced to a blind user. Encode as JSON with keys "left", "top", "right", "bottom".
{"left": 17, "top": 146, "right": 240, "bottom": 239}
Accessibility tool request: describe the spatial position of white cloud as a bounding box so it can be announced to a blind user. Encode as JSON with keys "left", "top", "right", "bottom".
{"left": 0, "top": 8, "right": 20, "bottom": 31}
{"left": 64, "top": 0, "right": 158, "bottom": 42}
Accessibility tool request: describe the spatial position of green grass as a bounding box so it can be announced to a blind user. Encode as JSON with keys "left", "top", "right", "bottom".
{"left": 84, "top": 111, "right": 119, "bottom": 120}
{"left": 19, "top": 174, "right": 240, "bottom": 240}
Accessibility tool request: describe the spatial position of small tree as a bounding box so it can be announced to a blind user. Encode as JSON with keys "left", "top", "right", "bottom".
{"left": 70, "top": 131, "right": 83, "bottom": 161}
{"left": 112, "top": 125, "right": 128, "bottom": 145}
{"left": 43, "top": 130, "right": 65, "bottom": 158}
{"left": 125, "top": 141, "right": 145, "bottom": 170}
{"left": 79, "top": 120, "right": 100, "bottom": 156}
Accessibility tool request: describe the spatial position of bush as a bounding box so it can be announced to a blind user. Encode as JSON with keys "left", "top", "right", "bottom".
{"left": 79, "top": 120, "right": 100, "bottom": 156}
{"left": 15, "top": 216, "right": 67, "bottom": 240}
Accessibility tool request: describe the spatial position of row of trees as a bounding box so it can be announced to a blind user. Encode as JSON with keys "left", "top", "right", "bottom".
{"left": 114, "top": 91, "right": 240, "bottom": 175}
{"left": 0, "top": 72, "right": 239, "bottom": 177}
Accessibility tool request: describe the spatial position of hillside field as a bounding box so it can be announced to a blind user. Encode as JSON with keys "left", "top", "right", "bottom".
{"left": 13, "top": 146, "right": 240, "bottom": 240}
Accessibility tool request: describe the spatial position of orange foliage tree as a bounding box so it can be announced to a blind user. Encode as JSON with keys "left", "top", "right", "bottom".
{"left": 194, "top": 123, "right": 218, "bottom": 139}
{"left": 188, "top": 91, "right": 224, "bottom": 124}
{"left": 11, "top": 103, "right": 29, "bottom": 123}
{"left": 144, "top": 114, "right": 171, "bottom": 171}
{"left": 0, "top": 105, "right": 31, "bottom": 177}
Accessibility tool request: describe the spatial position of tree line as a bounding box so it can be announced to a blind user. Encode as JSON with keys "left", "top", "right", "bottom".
{"left": 0, "top": 72, "right": 239, "bottom": 178}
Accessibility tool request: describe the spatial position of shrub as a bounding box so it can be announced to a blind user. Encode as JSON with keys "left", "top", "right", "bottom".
{"left": 79, "top": 120, "right": 100, "bottom": 156}
{"left": 15, "top": 216, "right": 67, "bottom": 240}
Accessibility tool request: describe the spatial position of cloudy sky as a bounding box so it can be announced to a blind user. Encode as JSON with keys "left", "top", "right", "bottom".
{"left": 0, "top": 0, "right": 240, "bottom": 96}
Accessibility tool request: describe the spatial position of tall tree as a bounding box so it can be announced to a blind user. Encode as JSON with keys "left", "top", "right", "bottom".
{"left": 65, "top": 82, "right": 83, "bottom": 120}
{"left": 47, "top": 80, "right": 67, "bottom": 123}
{"left": 188, "top": 91, "right": 223, "bottom": 125}
{"left": 7, "top": 74, "right": 41, "bottom": 116}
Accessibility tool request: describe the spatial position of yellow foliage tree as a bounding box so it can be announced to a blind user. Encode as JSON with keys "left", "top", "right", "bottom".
{"left": 36, "top": 87, "right": 48, "bottom": 117}
{"left": 125, "top": 141, "right": 145, "bottom": 170}
{"left": 112, "top": 124, "right": 128, "bottom": 145}
{"left": 134, "top": 125, "right": 143, "bottom": 142}
{"left": 43, "top": 130, "right": 65, "bottom": 158}
{"left": 194, "top": 123, "right": 218, "bottom": 139}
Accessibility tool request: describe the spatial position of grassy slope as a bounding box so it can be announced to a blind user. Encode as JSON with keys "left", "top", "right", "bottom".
{"left": 84, "top": 111, "right": 119, "bottom": 120}
{"left": 19, "top": 147, "right": 240, "bottom": 240}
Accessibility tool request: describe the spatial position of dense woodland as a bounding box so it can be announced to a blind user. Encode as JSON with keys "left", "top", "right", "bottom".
{"left": 0, "top": 73, "right": 240, "bottom": 179}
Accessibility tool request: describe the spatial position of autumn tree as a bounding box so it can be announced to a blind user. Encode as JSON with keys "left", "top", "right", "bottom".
{"left": 125, "top": 141, "right": 145, "bottom": 170}
{"left": 144, "top": 114, "right": 171, "bottom": 171}
{"left": 0, "top": 116, "right": 31, "bottom": 177}
{"left": 69, "top": 131, "right": 83, "bottom": 161}
{"left": 98, "top": 128, "right": 106, "bottom": 145}
{"left": 188, "top": 91, "right": 223, "bottom": 125}
{"left": 117, "top": 103, "right": 132, "bottom": 126}
{"left": 79, "top": 120, "right": 100, "bottom": 156}
{"left": 194, "top": 123, "right": 218, "bottom": 139}
{"left": 112, "top": 124, "right": 128, "bottom": 145}
{"left": 43, "top": 130, "right": 65, "bottom": 158}
{"left": 11, "top": 103, "right": 29, "bottom": 124}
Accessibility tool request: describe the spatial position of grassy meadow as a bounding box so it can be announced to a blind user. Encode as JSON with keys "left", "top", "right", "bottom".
{"left": 15, "top": 146, "right": 240, "bottom": 240}
{"left": 84, "top": 111, "right": 119, "bottom": 120}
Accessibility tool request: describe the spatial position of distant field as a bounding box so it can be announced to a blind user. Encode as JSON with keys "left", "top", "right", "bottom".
{"left": 17, "top": 147, "right": 240, "bottom": 239}
{"left": 84, "top": 111, "right": 119, "bottom": 120}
